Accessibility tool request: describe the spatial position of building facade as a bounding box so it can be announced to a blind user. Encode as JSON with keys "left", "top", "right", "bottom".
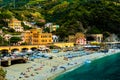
{"left": 68, "top": 33, "right": 86, "bottom": 45}
{"left": 8, "top": 18, "right": 23, "bottom": 32}
{"left": 23, "top": 28, "right": 52, "bottom": 45}
{"left": 3, "top": 34, "right": 12, "bottom": 41}
{"left": 50, "top": 25, "right": 59, "bottom": 32}
{"left": 86, "top": 34, "right": 103, "bottom": 43}
{"left": 52, "top": 35, "right": 59, "bottom": 43}
{"left": 45, "top": 23, "right": 59, "bottom": 32}
{"left": 75, "top": 33, "right": 86, "bottom": 45}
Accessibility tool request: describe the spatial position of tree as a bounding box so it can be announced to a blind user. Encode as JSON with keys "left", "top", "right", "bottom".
{"left": 10, "top": 37, "right": 22, "bottom": 45}
{"left": 0, "top": 67, "right": 6, "bottom": 80}
{"left": 23, "top": 25, "right": 32, "bottom": 30}
{"left": 8, "top": 28, "right": 15, "bottom": 33}
{"left": 43, "top": 27, "right": 50, "bottom": 33}
{"left": 87, "top": 27, "right": 101, "bottom": 34}
{"left": 0, "top": 35, "right": 9, "bottom": 46}
{"left": 55, "top": 27, "right": 68, "bottom": 42}
{"left": 0, "top": 36, "right": 3, "bottom": 45}
{"left": 0, "top": 10, "right": 12, "bottom": 26}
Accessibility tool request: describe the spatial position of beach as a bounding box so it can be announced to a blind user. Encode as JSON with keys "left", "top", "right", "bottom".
{"left": 4, "top": 49, "right": 120, "bottom": 80}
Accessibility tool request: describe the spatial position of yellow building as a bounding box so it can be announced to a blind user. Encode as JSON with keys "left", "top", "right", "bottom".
{"left": 8, "top": 18, "right": 23, "bottom": 32}
{"left": 53, "top": 42, "right": 74, "bottom": 48}
{"left": 39, "top": 33, "right": 52, "bottom": 45}
{"left": 23, "top": 28, "right": 52, "bottom": 45}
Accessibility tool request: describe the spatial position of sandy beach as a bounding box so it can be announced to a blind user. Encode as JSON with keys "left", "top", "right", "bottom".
{"left": 4, "top": 49, "right": 120, "bottom": 80}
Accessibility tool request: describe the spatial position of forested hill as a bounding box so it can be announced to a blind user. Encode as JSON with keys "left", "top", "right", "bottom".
{"left": 0, "top": 0, "right": 120, "bottom": 40}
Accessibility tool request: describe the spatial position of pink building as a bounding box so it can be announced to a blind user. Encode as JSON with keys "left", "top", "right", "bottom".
{"left": 75, "top": 33, "right": 86, "bottom": 45}
{"left": 76, "top": 38, "right": 86, "bottom": 45}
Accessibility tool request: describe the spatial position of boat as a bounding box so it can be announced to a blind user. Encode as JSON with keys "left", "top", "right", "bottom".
{"left": 85, "top": 59, "right": 91, "bottom": 64}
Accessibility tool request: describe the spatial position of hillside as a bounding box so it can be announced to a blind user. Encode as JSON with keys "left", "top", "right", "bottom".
{"left": 41, "top": 0, "right": 120, "bottom": 40}
{"left": 0, "top": 0, "right": 120, "bottom": 41}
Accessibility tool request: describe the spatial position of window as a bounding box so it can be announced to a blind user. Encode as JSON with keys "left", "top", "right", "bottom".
{"left": 33, "top": 34, "right": 38, "bottom": 38}
{"left": 41, "top": 40, "right": 44, "bottom": 42}
{"left": 49, "top": 40, "right": 51, "bottom": 42}
{"left": 33, "top": 40, "right": 38, "bottom": 42}
{"left": 49, "top": 35, "right": 51, "bottom": 38}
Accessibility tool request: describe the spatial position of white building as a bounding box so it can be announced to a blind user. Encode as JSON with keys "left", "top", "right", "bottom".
{"left": 52, "top": 35, "right": 59, "bottom": 43}
{"left": 3, "top": 34, "right": 12, "bottom": 41}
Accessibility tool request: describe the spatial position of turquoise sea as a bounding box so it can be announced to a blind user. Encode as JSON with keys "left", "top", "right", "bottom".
{"left": 54, "top": 52, "right": 120, "bottom": 80}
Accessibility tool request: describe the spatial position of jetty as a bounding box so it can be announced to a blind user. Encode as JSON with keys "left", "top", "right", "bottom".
{"left": 0, "top": 57, "right": 28, "bottom": 66}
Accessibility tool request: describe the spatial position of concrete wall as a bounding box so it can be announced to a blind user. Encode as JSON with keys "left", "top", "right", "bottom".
{"left": 53, "top": 42, "right": 74, "bottom": 48}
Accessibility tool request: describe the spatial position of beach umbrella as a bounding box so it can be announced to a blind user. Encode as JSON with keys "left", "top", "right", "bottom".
{"left": 13, "top": 51, "right": 20, "bottom": 54}
{"left": 27, "top": 50, "right": 33, "bottom": 52}
{"left": 19, "top": 53, "right": 25, "bottom": 56}
{"left": 27, "top": 50, "right": 33, "bottom": 54}
{"left": 37, "top": 53, "right": 43, "bottom": 56}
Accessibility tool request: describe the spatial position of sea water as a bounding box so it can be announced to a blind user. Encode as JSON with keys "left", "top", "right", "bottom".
{"left": 54, "top": 52, "right": 120, "bottom": 80}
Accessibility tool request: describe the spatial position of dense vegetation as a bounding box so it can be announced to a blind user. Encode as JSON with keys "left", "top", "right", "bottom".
{"left": 0, "top": 0, "right": 120, "bottom": 41}
{"left": 0, "top": 67, "right": 6, "bottom": 80}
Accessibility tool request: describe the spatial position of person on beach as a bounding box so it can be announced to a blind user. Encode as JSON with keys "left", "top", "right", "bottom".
{"left": 50, "top": 68, "right": 53, "bottom": 72}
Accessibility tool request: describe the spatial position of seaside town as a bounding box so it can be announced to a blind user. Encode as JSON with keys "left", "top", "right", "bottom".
{"left": 0, "top": 17, "right": 120, "bottom": 80}
{"left": 0, "top": 0, "right": 120, "bottom": 80}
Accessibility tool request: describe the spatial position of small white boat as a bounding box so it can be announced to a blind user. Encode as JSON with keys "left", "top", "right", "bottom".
{"left": 85, "top": 59, "right": 91, "bottom": 64}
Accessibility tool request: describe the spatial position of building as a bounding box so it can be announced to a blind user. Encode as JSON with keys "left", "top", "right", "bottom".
{"left": 50, "top": 25, "right": 59, "bottom": 32}
{"left": 75, "top": 33, "right": 86, "bottom": 45}
{"left": 45, "top": 23, "right": 59, "bottom": 32}
{"left": 8, "top": 18, "right": 23, "bottom": 32}
{"left": 105, "top": 34, "right": 119, "bottom": 42}
{"left": 23, "top": 28, "right": 52, "bottom": 45}
{"left": 39, "top": 33, "right": 52, "bottom": 45}
{"left": 52, "top": 35, "right": 59, "bottom": 43}
{"left": 23, "top": 21, "right": 33, "bottom": 27}
{"left": 53, "top": 42, "right": 74, "bottom": 48}
{"left": 86, "top": 34, "right": 103, "bottom": 44}
{"left": 3, "top": 34, "right": 12, "bottom": 41}
{"left": 68, "top": 33, "right": 86, "bottom": 45}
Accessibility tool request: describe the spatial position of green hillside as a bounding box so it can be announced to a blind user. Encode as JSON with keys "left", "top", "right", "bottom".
{"left": 0, "top": 0, "right": 120, "bottom": 41}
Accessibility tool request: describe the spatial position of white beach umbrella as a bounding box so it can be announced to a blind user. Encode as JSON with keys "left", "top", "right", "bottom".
{"left": 27, "top": 50, "right": 33, "bottom": 53}
{"left": 13, "top": 51, "right": 20, "bottom": 55}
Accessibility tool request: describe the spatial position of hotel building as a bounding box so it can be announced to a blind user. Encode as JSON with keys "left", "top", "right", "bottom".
{"left": 23, "top": 28, "right": 52, "bottom": 45}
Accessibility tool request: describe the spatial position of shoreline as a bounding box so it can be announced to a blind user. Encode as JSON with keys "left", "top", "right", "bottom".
{"left": 47, "top": 49, "right": 120, "bottom": 80}
{"left": 47, "top": 60, "right": 84, "bottom": 80}
{"left": 4, "top": 49, "right": 120, "bottom": 80}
